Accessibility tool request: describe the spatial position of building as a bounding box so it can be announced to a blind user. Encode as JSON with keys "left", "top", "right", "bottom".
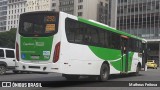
{"left": 110, "top": 0, "right": 160, "bottom": 66}
{"left": 26, "top": 0, "right": 52, "bottom": 12}
{"left": 51, "top": 0, "right": 59, "bottom": 12}
{"left": 59, "top": 0, "right": 109, "bottom": 24}
{"left": 6, "top": 0, "right": 26, "bottom": 31}
{"left": 59, "top": 0, "right": 74, "bottom": 15}
{"left": 0, "top": 0, "right": 7, "bottom": 32}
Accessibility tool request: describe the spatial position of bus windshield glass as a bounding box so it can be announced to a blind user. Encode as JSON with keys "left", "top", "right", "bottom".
{"left": 19, "top": 12, "right": 59, "bottom": 37}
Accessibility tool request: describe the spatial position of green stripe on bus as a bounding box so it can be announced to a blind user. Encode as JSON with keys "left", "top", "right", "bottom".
{"left": 88, "top": 46, "right": 134, "bottom": 71}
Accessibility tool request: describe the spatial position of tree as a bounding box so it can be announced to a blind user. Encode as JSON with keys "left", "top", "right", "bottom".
{"left": 0, "top": 28, "right": 17, "bottom": 48}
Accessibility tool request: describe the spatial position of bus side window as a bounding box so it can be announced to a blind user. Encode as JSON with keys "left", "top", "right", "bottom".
{"left": 104, "top": 31, "right": 109, "bottom": 48}
{"left": 83, "top": 29, "right": 91, "bottom": 44}
{"left": 68, "top": 29, "right": 75, "bottom": 42}
{"left": 75, "top": 29, "right": 83, "bottom": 43}
{"left": 90, "top": 27, "right": 99, "bottom": 45}
{"left": 65, "top": 18, "right": 75, "bottom": 43}
{"left": 99, "top": 30, "right": 105, "bottom": 47}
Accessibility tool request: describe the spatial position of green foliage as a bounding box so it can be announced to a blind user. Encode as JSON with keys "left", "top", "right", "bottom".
{"left": 0, "top": 28, "right": 17, "bottom": 48}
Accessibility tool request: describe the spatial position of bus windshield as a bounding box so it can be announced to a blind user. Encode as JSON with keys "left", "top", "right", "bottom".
{"left": 19, "top": 12, "right": 59, "bottom": 37}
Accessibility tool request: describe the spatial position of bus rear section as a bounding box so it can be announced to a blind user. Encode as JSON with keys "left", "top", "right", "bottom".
{"left": 15, "top": 11, "right": 61, "bottom": 73}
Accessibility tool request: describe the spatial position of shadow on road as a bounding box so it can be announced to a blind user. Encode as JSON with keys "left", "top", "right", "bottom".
{"left": 43, "top": 74, "right": 145, "bottom": 87}
{"left": 108, "top": 73, "right": 144, "bottom": 80}
{"left": 20, "top": 74, "right": 144, "bottom": 87}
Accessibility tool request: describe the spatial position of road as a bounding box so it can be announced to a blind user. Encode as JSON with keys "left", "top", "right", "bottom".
{"left": 0, "top": 68, "right": 160, "bottom": 90}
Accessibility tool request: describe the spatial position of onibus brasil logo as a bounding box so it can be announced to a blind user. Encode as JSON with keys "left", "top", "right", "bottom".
{"left": 1, "top": 82, "right": 42, "bottom": 87}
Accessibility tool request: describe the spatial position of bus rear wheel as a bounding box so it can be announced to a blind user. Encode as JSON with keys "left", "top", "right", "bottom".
{"left": 62, "top": 74, "right": 80, "bottom": 81}
{"left": 98, "top": 63, "right": 110, "bottom": 81}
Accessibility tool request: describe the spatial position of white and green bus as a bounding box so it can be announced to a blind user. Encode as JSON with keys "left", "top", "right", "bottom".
{"left": 15, "top": 11, "right": 147, "bottom": 81}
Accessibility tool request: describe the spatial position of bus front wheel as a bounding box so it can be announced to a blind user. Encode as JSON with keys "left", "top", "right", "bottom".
{"left": 98, "top": 63, "right": 110, "bottom": 81}
{"left": 133, "top": 64, "right": 141, "bottom": 76}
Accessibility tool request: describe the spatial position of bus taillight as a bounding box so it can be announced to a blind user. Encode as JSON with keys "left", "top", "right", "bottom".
{"left": 16, "top": 42, "right": 19, "bottom": 61}
{"left": 53, "top": 42, "right": 61, "bottom": 63}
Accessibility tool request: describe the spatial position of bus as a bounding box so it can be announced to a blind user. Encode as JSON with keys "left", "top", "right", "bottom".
{"left": 15, "top": 11, "right": 147, "bottom": 81}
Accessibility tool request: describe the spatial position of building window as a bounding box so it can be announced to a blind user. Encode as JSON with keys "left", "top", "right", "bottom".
{"left": 78, "top": 5, "right": 83, "bottom": 10}
{"left": 52, "top": 3, "right": 56, "bottom": 7}
{"left": 52, "top": 9, "right": 55, "bottom": 11}
{"left": 78, "top": 12, "right": 83, "bottom": 16}
{"left": 100, "top": 2, "right": 103, "bottom": 6}
{"left": 78, "top": 0, "right": 83, "bottom": 3}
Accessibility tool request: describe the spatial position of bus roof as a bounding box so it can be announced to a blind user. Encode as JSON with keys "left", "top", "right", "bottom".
{"left": 78, "top": 17, "right": 144, "bottom": 41}
{"left": 20, "top": 11, "right": 146, "bottom": 42}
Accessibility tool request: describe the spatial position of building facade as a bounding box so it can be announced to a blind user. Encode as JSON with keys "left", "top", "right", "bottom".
{"left": 117, "top": 0, "right": 160, "bottom": 39}
{"left": 51, "top": 0, "right": 59, "bottom": 12}
{"left": 6, "top": 0, "right": 26, "bottom": 31}
{"left": 59, "top": 0, "right": 74, "bottom": 15}
{"left": 26, "top": 0, "right": 52, "bottom": 12}
{"left": 0, "top": 0, "right": 7, "bottom": 32}
{"left": 110, "top": 0, "right": 160, "bottom": 66}
{"left": 59, "top": 0, "right": 109, "bottom": 24}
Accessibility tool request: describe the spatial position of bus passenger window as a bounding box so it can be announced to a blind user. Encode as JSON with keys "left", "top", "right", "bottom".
{"left": 83, "top": 29, "right": 91, "bottom": 44}
{"left": 90, "top": 29, "right": 98, "bottom": 45}
{"left": 75, "top": 29, "right": 83, "bottom": 43}
{"left": 68, "top": 29, "right": 75, "bottom": 42}
{"left": 99, "top": 30, "right": 105, "bottom": 47}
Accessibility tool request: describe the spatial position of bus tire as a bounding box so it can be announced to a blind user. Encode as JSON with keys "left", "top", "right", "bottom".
{"left": 134, "top": 64, "right": 140, "bottom": 76}
{"left": 98, "top": 63, "right": 110, "bottom": 81}
{"left": 0, "top": 65, "right": 6, "bottom": 75}
{"left": 63, "top": 74, "right": 80, "bottom": 81}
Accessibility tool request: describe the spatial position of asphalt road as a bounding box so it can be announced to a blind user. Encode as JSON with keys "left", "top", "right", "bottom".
{"left": 0, "top": 68, "right": 160, "bottom": 90}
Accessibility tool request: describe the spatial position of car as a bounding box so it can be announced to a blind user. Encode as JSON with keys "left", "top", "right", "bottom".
{"left": 147, "top": 60, "right": 158, "bottom": 69}
{"left": 0, "top": 48, "right": 18, "bottom": 75}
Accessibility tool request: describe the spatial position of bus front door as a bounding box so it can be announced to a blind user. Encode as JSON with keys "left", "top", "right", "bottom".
{"left": 121, "top": 36, "right": 129, "bottom": 73}
{"left": 142, "top": 43, "right": 147, "bottom": 71}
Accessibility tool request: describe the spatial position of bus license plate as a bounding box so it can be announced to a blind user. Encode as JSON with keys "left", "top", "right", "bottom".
{"left": 31, "top": 55, "right": 40, "bottom": 59}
